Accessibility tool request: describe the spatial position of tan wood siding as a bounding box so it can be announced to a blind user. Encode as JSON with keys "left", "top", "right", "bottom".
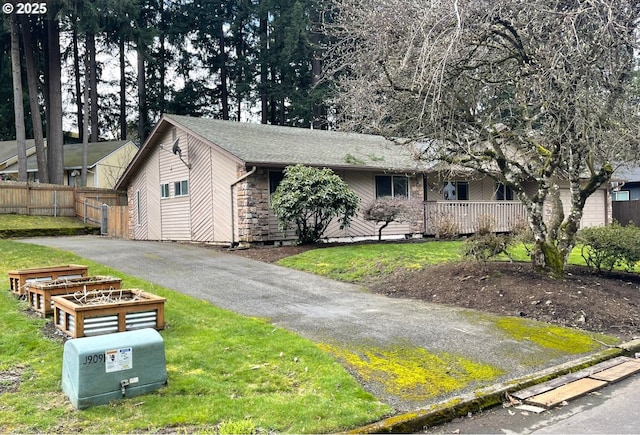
{"left": 161, "top": 196, "right": 191, "bottom": 240}
{"left": 131, "top": 174, "right": 148, "bottom": 240}
{"left": 146, "top": 147, "right": 162, "bottom": 240}
{"left": 267, "top": 170, "right": 415, "bottom": 241}
{"left": 212, "top": 147, "right": 238, "bottom": 243}
{"left": 582, "top": 189, "right": 606, "bottom": 228}
{"left": 327, "top": 171, "right": 376, "bottom": 238}
{"left": 551, "top": 185, "right": 607, "bottom": 230}
{"left": 188, "top": 137, "right": 214, "bottom": 242}
{"left": 159, "top": 130, "right": 191, "bottom": 240}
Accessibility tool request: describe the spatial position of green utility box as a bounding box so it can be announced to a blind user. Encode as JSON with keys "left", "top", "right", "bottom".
{"left": 61, "top": 328, "right": 167, "bottom": 409}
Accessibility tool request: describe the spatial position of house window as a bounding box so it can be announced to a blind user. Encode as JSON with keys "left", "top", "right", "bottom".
{"left": 443, "top": 181, "right": 468, "bottom": 200}
{"left": 160, "top": 183, "right": 170, "bottom": 198}
{"left": 495, "top": 183, "right": 514, "bottom": 201}
{"left": 174, "top": 180, "right": 189, "bottom": 196}
{"left": 135, "top": 190, "right": 141, "bottom": 226}
{"left": 612, "top": 190, "right": 630, "bottom": 201}
{"left": 269, "top": 170, "right": 284, "bottom": 195}
{"left": 375, "top": 175, "right": 409, "bottom": 198}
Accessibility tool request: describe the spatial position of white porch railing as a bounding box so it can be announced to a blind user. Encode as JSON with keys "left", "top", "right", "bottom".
{"left": 424, "top": 201, "right": 528, "bottom": 236}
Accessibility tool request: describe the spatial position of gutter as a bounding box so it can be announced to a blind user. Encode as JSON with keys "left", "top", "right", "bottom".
{"left": 230, "top": 166, "right": 257, "bottom": 246}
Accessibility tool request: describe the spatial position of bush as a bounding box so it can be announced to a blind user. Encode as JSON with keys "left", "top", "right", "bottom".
{"left": 429, "top": 211, "right": 460, "bottom": 239}
{"left": 464, "top": 215, "right": 514, "bottom": 271}
{"left": 578, "top": 222, "right": 640, "bottom": 273}
{"left": 363, "top": 197, "right": 420, "bottom": 241}
{"left": 270, "top": 165, "right": 360, "bottom": 244}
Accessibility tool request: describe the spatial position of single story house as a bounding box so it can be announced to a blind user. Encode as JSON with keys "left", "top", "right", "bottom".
{"left": 116, "top": 114, "right": 611, "bottom": 245}
{"left": 0, "top": 139, "right": 38, "bottom": 175}
{"left": 116, "top": 114, "right": 428, "bottom": 244}
{"left": 0, "top": 140, "right": 138, "bottom": 189}
{"left": 610, "top": 166, "right": 640, "bottom": 201}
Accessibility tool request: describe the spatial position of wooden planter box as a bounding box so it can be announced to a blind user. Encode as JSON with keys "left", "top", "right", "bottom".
{"left": 52, "top": 289, "right": 166, "bottom": 338}
{"left": 8, "top": 264, "right": 88, "bottom": 296}
{"left": 27, "top": 276, "right": 122, "bottom": 317}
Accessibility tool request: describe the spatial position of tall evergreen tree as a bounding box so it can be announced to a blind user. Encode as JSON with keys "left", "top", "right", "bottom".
{"left": 10, "top": 13, "right": 27, "bottom": 182}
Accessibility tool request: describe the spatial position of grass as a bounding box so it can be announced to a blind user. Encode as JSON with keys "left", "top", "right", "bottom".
{"left": 278, "top": 241, "right": 463, "bottom": 281}
{"left": 0, "top": 215, "right": 98, "bottom": 238}
{"left": 0, "top": 236, "right": 391, "bottom": 433}
{"left": 0, "top": 215, "right": 90, "bottom": 230}
{"left": 277, "top": 240, "right": 592, "bottom": 282}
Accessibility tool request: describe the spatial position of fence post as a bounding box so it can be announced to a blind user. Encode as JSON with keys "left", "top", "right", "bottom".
{"left": 101, "top": 204, "right": 109, "bottom": 236}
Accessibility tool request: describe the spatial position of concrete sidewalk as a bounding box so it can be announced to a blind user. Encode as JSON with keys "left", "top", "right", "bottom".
{"left": 21, "top": 236, "right": 635, "bottom": 429}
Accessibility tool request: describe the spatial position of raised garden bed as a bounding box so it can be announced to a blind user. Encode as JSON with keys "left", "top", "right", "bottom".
{"left": 52, "top": 289, "right": 166, "bottom": 338}
{"left": 26, "top": 276, "right": 122, "bottom": 317}
{"left": 8, "top": 264, "right": 88, "bottom": 297}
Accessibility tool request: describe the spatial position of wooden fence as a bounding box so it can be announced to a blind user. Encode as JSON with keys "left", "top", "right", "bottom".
{"left": 613, "top": 201, "right": 640, "bottom": 227}
{"left": 0, "top": 181, "right": 129, "bottom": 238}
{"left": 0, "top": 181, "right": 76, "bottom": 216}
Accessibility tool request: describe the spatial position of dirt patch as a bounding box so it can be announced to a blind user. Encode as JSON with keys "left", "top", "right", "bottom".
{"left": 0, "top": 365, "right": 26, "bottom": 394}
{"left": 226, "top": 244, "right": 640, "bottom": 341}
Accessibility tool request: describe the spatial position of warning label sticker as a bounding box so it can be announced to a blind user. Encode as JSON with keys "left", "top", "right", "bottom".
{"left": 105, "top": 347, "right": 133, "bottom": 373}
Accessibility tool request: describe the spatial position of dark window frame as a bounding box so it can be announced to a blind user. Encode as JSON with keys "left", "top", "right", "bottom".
{"left": 174, "top": 180, "right": 189, "bottom": 197}
{"left": 495, "top": 183, "right": 515, "bottom": 201}
{"left": 375, "top": 174, "right": 409, "bottom": 198}
{"left": 443, "top": 181, "right": 469, "bottom": 200}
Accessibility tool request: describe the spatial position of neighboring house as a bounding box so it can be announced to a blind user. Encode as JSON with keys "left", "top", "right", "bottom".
{"left": 0, "top": 140, "right": 138, "bottom": 189}
{"left": 611, "top": 166, "right": 640, "bottom": 201}
{"left": 0, "top": 139, "right": 38, "bottom": 175}
{"left": 116, "top": 114, "right": 610, "bottom": 245}
{"left": 610, "top": 165, "right": 640, "bottom": 226}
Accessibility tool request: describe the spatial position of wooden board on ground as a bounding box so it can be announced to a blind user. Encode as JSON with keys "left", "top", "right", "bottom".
{"left": 589, "top": 359, "right": 640, "bottom": 382}
{"left": 511, "top": 356, "right": 631, "bottom": 400}
{"left": 525, "top": 378, "right": 607, "bottom": 409}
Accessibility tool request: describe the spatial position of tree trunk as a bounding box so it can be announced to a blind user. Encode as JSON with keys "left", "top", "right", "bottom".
{"left": 260, "top": 15, "right": 268, "bottom": 124}
{"left": 20, "top": 16, "right": 48, "bottom": 183}
{"left": 72, "top": 28, "right": 83, "bottom": 142}
{"left": 119, "top": 36, "right": 127, "bottom": 139}
{"left": 46, "top": 10, "right": 64, "bottom": 185}
{"left": 81, "top": 46, "right": 90, "bottom": 187}
{"left": 137, "top": 44, "right": 147, "bottom": 142}
{"left": 87, "top": 32, "right": 98, "bottom": 142}
{"left": 10, "top": 13, "right": 27, "bottom": 182}
{"left": 218, "top": 19, "right": 229, "bottom": 120}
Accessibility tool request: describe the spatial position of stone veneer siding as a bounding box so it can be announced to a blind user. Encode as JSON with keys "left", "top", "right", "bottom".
{"left": 236, "top": 167, "right": 272, "bottom": 243}
{"left": 127, "top": 186, "right": 136, "bottom": 240}
{"left": 409, "top": 175, "right": 426, "bottom": 234}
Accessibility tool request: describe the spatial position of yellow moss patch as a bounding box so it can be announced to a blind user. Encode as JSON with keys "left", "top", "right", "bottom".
{"left": 318, "top": 343, "right": 503, "bottom": 401}
{"left": 493, "top": 317, "right": 616, "bottom": 354}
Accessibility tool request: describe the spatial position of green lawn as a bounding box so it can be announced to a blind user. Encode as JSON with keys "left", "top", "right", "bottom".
{"left": 0, "top": 214, "right": 90, "bottom": 230}
{"left": 0, "top": 238, "right": 390, "bottom": 433}
{"left": 276, "top": 240, "right": 592, "bottom": 282}
{"left": 0, "top": 216, "right": 617, "bottom": 433}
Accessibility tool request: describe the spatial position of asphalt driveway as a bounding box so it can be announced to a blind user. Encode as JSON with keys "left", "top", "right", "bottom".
{"left": 21, "top": 236, "right": 611, "bottom": 412}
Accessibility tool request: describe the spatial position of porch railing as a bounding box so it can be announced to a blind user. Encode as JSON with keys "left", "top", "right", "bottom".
{"left": 424, "top": 201, "right": 528, "bottom": 236}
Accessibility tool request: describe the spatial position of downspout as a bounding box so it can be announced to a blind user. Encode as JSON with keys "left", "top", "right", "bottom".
{"left": 230, "top": 166, "right": 257, "bottom": 246}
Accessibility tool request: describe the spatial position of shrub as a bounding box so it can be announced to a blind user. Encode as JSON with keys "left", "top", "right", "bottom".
{"left": 510, "top": 217, "right": 534, "bottom": 255}
{"left": 429, "top": 211, "right": 460, "bottom": 239}
{"left": 578, "top": 222, "right": 640, "bottom": 273}
{"left": 464, "top": 216, "right": 514, "bottom": 271}
{"left": 270, "top": 165, "right": 360, "bottom": 244}
{"left": 363, "top": 197, "right": 420, "bottom": 241}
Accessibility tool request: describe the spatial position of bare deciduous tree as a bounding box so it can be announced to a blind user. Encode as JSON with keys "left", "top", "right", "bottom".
{"left": 325, "top": 0, "right": 640, "bottom": 277}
